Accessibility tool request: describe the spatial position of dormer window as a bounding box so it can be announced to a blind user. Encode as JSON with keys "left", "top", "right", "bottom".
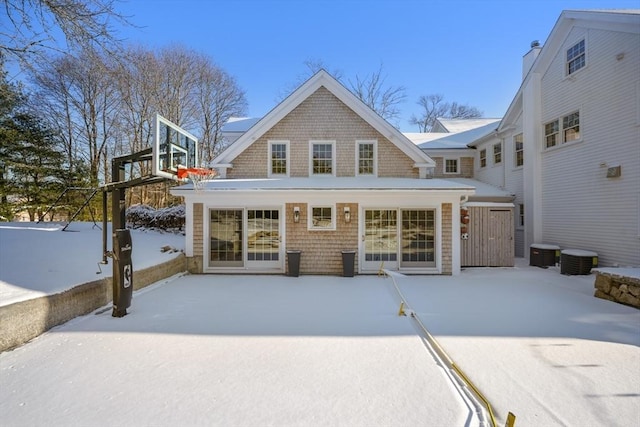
{"left": 566, "top": 39, "right": 585, "bottom": 75}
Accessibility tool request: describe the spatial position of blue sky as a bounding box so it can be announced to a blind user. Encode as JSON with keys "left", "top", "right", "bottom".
{"left": 106, "top": 1, "right": 640, "bottom": 130}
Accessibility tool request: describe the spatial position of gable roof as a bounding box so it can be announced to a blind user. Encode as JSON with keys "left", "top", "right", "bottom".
{"left": 433, "top": 118, "right": 502, "bottom": 134}
{"left": 419, "top": 121, "right": 500, "bottom": 150}
{"left": 499, "top": 9, "right": 640, "bottom": 131}
{"left": 213, "top": 70, "right": 435, "bottom": 168}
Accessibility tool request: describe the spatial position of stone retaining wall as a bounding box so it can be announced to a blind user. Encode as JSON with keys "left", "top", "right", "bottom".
{"left": 0, "top": 254, "right": 187, "bottom": 353}
{"left": 594, "top": 269, "right": 640, "bottom": 309}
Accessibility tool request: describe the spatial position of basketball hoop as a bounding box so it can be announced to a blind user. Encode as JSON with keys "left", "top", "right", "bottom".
{"left": 177, "top": 167, "right": 216, "bottom": 191}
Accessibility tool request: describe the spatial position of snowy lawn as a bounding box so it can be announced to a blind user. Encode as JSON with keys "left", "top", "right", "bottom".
{"left": 0, "top": 222, "right": 185, "bottom": 306}
{"left": 1, "top": 275, "right": 473, "bottom": 427}
{"left": 0, "top": 222, "right": 639, "bottom": 426}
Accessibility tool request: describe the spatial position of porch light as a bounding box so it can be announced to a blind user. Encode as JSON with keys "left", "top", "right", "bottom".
{"left": 344, "top": 206, "right": 351, "bottom": 223}
{"left": 293, "top": 206, "right": 300, "bottom": 223}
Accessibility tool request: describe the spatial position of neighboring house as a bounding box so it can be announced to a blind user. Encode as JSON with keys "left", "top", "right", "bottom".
{"left": 172, "top": 70, "right": 476, "bottom": 275}
{"left": 470, "top": 9, "right": 640, "bottom": 267}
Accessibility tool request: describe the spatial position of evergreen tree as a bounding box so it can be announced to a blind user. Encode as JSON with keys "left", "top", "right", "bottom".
{"left": 2, "top": 113, "right": 66, "bottom": 221}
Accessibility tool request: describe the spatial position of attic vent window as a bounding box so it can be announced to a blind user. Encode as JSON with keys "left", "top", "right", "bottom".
{"left": 567, "top": 39, "right": 585, "bottom": 75}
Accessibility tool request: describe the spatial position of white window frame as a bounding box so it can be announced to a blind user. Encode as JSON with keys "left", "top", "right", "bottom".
{"left": 444, "top": 158, "right": 459, "bottom": 174}
{"left": 309, "top": 140, "right": 336, "bottom": 177}
{"left": 544, "top": 120, "right": 559, "bottom": 149}
{"left": 356, "top": 139, "right": 377, "bottom": 176}
{"left": 479, "top": 148, "right": 487, "bottom": 168}
{"left": 493, "top": 142, "right": 502, "bottom": 165}
{"left": 562, "top": 111, "right": 581, "bottom": 143}
{"left": 268, "top": 140, "right": 290, "bottom": 177}
{"left": 308, "top": 204, "right": 336, "bottom": 231}
{"left": 566, "top": 39, "right": 586, "bottom": 76}
{"left": 514, "top": 134, "right": 523, "bottom": 168}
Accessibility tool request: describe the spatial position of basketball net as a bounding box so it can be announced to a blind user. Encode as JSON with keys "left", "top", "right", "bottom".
{"left": 177, "top": 167, "right": 216, "bottom": 191}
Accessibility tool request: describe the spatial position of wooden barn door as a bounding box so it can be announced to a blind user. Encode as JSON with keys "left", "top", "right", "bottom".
{"left": 487, "top": 209, "right": 514, "bottom": 266}
{"left": 461, "top": 206, "right": 514, "bottom": 267}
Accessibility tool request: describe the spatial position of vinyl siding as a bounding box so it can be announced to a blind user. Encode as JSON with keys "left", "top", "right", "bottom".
{"left": 539, "top": 27, "right": 640, "bottom": 266}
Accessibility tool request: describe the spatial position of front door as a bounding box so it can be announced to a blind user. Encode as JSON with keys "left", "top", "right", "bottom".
{"left": 209, "top": 209, "right": 243, "bottom": 268}
{"left": 246, "top": 209, "right": 281, "bottom": 269}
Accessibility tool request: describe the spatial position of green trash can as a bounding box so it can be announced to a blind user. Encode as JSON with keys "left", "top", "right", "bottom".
{"left": 286, "top": 250, "right": 301, "bottom": 277}
{"left": 341, "top": 250, "right": 356, "bottom": 277}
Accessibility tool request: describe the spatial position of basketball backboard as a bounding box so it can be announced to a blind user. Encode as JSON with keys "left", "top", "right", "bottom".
{"left": 152, "top": 113, "right": 198, "bottom": 181}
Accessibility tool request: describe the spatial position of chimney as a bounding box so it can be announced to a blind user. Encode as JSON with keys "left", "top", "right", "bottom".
{"left": 522, "top": 40, "right": 542, "bottom": 79}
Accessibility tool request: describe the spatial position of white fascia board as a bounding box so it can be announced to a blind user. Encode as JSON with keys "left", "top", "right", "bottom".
{"left": 212, "top": 70, "right": 435, "bottom": 168}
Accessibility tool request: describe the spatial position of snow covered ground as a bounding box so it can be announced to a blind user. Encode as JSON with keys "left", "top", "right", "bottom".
{"left": 0, "top": 223, "right": 639, "bottom": 426}
{"left": 0, "top": 222, "right": 184, "bottom": 306}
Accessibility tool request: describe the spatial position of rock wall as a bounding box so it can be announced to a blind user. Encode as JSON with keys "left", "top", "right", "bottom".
{"left": 594, "top": 270, "right": 640, "bottom": 309}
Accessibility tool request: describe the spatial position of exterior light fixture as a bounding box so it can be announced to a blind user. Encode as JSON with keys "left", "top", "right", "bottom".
{"left": 293, "top": 206, "right": 300, "bottom": 223}
{"left": 344, "top": 206, "right": 351, "bottom": 223}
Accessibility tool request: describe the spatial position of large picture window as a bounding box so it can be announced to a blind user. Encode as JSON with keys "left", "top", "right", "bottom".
{"left": 310, "top": 141, "right": 335, "bottom": 176}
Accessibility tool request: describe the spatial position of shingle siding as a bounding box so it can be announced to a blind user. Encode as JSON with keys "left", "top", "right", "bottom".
{"left": 228, "top": 87, "right": 418, "bottom": 179}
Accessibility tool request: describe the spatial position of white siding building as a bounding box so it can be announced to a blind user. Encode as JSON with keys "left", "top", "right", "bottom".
{"left": 472, "top": 10, "right": 640, "bottom": 267}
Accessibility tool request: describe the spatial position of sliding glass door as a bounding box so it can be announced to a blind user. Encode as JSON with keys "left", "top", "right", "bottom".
{"left": 209, "top": 208, "right": 281, "bottom": 270}
{"left": 362, "top": 208, "right": 436, "bottom": 271}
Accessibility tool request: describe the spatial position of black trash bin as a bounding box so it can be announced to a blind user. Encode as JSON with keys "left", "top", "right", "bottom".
{"left": 286, "top": 250, "right": 302, "bottom": 277}
{"left": 341, "top": 250, "right": 356, "bottom": 277}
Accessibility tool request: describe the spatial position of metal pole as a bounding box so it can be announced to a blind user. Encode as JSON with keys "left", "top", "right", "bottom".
{"left": 102, "top": 189, "right": 108, "bottom": 264}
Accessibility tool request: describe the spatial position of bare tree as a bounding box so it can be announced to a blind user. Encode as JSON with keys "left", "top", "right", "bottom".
{"left": 1, "top": 0, "right": 130, "bottom": 62}
{"left": 348, "top": 64, "right": 406, "bottom": 124}
{"left": 29, "top": 50, "right": 120, "bottom": 186}
{"left": 193, "top": 56, "right": 247, "bottom": 165}
{"left": 281, "top": 60, "right": 405, "bottom": 126}
{"left": 409, "top": 94, "right": 483, "bottom": 132}
{"left": 277, "top": 58, "right": 343, "bottom": 102}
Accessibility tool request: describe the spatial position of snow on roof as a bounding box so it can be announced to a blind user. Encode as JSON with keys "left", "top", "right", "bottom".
{"left": 220, "top": 117, "right": 260, "bottom": 133}
{"left": 446, "top": 178, "right": 514, "bottom": 200}
{"left": 172, "top": 177, "right": 476, "bottom": 192}
{"left": 417, "top": 121, "right": 499, "bottom": 150}
{"left": 434, "top": 118, "right": 501, "bottom": 134}
{"left": 403, "top": 132, "right": 450, "bottom": 145}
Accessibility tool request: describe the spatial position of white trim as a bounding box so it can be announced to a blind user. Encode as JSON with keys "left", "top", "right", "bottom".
{"left": 564, "top": 37, "right": 587, "bottom": 79}
{"left": 356, "top": 139, "right": 378, "bottom": 176}
{"left": 513, "top": 133, "right": 524, "bottom": 169}
{"left": 492, "top": 141, "right": 502, "bottom": 165}
{"left": 212, "top": 70, "right": 435, "bottom": 169}
{"left": 443, "top": 157, "right": 459, "bottom": 175}
{"left": 268, "top": 140, "right": 290, "bottom": 177}
{"left": 308, "top": 203, "right": 336, "bottom": 231}
{"left": 152, "top": 113, "right": 198, "bottom": 181}
{"left": 309, "top": 140, "right": 336, "bottom": 177}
